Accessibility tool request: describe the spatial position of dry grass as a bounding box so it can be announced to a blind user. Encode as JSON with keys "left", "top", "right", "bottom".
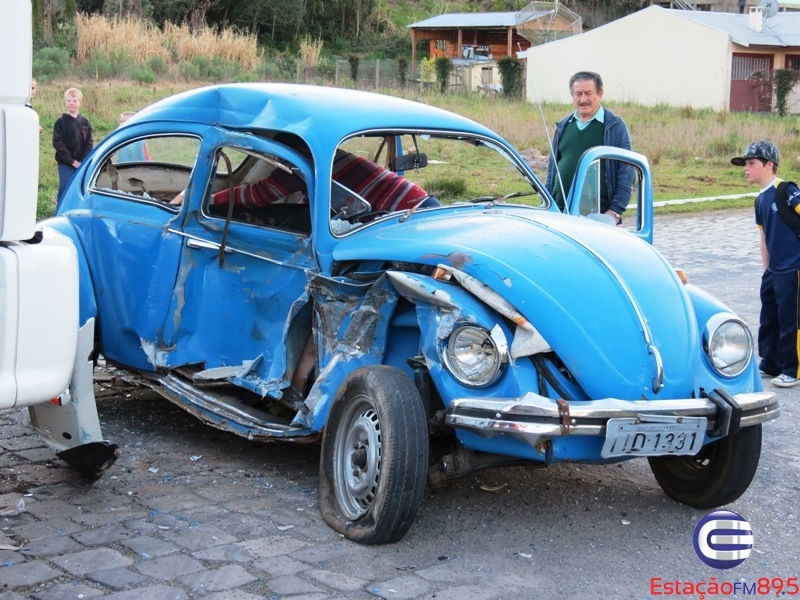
{"left": 76, "top": 14, "right": 260, "bottom": 71}
{"left": 76, "top": 14, "right": 171, "bottom": 63}
{"left": 299, "top": 37, "right": 324, "bottom": 69}
{"left": 164, "top": 22, "right": 260, "bottom": 70}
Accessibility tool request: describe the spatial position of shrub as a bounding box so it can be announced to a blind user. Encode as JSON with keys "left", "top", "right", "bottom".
{"left": 206, "top": 57, "right": 241, "bottom": 82}
{"left": 233, "top": 72, "right": 257, "bottom": 83}
{"left": 33, "top": 47, "right": 71, "bottom": 80}
{"left": 192, "top": 55, "right": 212, "bottom": 78}
{"left": 131, "top": 66, "right": 156, "bottom": 84}
{"left": 497, "top": 57, "right": 524, "bottom": 98}
{"left": 348, "top": 55, "right": 360, "bottom": 83}
{"left": 179, "top": 61, "right": 200, "bottom": 81}
{"left": 434, "top": 57, "right": 452, "bottom": 94}
{"left": 258, "top": 60, "right": 284, "bottom": 81}
{"left": 316, "top": 57, "right": 336, "bottom": 81}
{"left": 421, "top": 57, "right": 435, "bottom": 83}
{"left": 147, "top": 55, "right": 168, "bottom": 75}
{"left": 774, "top": 69, "right": 800, "bottom": 117}
{"left": 398, "top": 57, "right": 408, "bottom": 87}
{"left": 80, "top": 48, "right": 132, "bottom": 80}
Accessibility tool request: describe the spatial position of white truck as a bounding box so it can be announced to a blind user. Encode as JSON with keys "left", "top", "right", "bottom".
{"left": 0, "top": 0, "right": 117, "bottom": 480}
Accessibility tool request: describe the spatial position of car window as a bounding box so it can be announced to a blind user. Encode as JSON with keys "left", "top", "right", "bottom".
{"left": 571, "top": 156, "right": 645, "bottom": 233}
{"left": 330, "top": 133, "right": 542, "bottom": 235}
{"left": 202, "top": 145, "right": 311, "bottom": 234}
{"left": 91, "top": 135, "right": 200, "bottom": 205}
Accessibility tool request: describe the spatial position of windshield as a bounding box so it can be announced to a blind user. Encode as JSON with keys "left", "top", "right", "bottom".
{"left": 328, "top": 132, "right": 546, "bottom": 235}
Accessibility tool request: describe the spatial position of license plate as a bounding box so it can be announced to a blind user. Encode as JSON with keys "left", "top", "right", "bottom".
{"left": 601, "top": 417, "right": 707, "bottom": 458}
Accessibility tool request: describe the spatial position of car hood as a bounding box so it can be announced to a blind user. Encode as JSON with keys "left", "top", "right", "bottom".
{"left": 332, "top": 206, "right": 698, "bottom": 400}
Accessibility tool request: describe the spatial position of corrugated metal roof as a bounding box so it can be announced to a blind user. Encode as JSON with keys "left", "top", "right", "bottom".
{"left": 673, "top": 10, "right": 800, "bottom": 47}
{"left": 407, "top": 11, "right": 543, "bottom": 29}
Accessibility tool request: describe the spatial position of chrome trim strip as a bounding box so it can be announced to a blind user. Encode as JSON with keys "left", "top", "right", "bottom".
{"left": 168, "top": 228, "right": 310, "bottom": 270}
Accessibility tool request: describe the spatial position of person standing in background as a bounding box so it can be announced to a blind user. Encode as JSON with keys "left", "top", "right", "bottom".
{"left": 732, "top": 140, "right": 800, "bottom": 388}
{"left": 545, "top": 71, "right": 632, "bottom": 223}
{"left": 115, "top": 111, "right": 150, "bottom": 162}
{"left": 52, "top": 87, "right": 93, "bottom": 208}
{"left": 26, "top": 77, "right": 44, "bottom": 134}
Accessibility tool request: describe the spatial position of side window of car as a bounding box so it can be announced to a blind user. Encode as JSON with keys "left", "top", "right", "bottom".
{"left": 202, "top": 146, "right": 311, "bottom": 234}
{"left": 91, "top": 135, "right": 200, "bottom": 205}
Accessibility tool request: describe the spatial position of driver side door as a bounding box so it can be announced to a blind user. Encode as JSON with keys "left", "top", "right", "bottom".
{"left": 160, "top": 129, "right": 318, "bottom": 398}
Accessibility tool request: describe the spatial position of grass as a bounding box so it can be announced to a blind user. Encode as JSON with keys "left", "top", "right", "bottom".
{"left": 32, "top": 78, "right": 796, "bottom": 219}
{"left": 75, "top": 14, "right": 261, "bottom": 70}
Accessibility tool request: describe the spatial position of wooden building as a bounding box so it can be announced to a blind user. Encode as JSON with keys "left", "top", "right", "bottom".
{"left": 407, "top": 7, "right": 582, "bottom": 67}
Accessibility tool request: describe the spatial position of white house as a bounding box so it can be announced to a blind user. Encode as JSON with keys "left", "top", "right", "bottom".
{"left": 525, "top": 5, "right": 800, "bottom": 112}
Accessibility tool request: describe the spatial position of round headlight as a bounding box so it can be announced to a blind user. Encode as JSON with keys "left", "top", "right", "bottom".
{"left": 442, "top": 325, "right": 507, "bottom": 387}
{"left": 704, "top": 315, "right": 753, "bottom": 378}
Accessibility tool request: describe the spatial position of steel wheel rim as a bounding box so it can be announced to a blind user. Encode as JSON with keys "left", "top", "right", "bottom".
{"left": 333, "top": 395, "right": 382, "bottom": 520}
{"left": 660, "top": 445, "right": 714, "bottom": 480}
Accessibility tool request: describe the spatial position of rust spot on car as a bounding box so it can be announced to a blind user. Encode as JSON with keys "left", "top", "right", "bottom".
{"left": 557, "top": 398, "right": 573, "bottom": 435}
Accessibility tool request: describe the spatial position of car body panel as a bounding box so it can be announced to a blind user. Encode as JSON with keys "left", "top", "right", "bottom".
{"left": 332, "top": 206, "right": 700, "bottom": 400}
{"left": 41, "top": 84, "right": 778, "bottom": 530}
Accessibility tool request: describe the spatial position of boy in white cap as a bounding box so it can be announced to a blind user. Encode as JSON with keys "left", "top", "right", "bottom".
{"left": 732, "top": 140, "right": 800, "bottom": 387}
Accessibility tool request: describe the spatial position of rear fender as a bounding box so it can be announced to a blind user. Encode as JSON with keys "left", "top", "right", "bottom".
{"left": 39, "top": 216, "right": 99, "bottom": 328}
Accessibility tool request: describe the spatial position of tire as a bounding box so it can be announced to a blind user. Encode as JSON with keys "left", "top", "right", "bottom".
{"left": 647, "top": 424, "right": 762, "bottom": 508}
{"left": 319, "top": 366, "right": 428, "bottom": 544}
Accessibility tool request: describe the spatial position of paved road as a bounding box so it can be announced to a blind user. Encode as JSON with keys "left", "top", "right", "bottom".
{"left": 1, "top": 209, "right": 798, "bottom": 599}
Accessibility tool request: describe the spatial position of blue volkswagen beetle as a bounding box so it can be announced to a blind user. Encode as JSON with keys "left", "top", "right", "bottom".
{"left": 34, "top": 83, "right": 779, "bottom": 544}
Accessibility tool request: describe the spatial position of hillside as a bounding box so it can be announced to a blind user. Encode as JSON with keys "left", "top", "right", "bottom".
{"left": 34, "top": 1, "right": 648, "bottom": 59}
{"left": 385, "top": 0, "right": 649, "bottom": 30}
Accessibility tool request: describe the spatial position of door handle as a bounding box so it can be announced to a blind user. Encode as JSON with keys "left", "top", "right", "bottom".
{"left": 187, "top": 238, "right": 232, "bottom": 253}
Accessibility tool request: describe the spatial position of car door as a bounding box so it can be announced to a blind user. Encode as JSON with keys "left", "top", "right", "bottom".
{"left": 159, "top": 129, "right": 318, "bottom": 398}
{"left": 565, "top": 145, "right": 653, "bottom": 244}
{"left": 76, "top": 127, "right": 202, "bottom": 371}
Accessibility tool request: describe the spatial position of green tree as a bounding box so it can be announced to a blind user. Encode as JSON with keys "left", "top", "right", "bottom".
{"left": 435, "top": 56, "right": 452, "bottom": 94}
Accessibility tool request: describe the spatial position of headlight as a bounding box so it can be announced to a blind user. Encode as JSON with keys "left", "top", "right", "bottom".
{"left": 703, "top": 315, "right": 753, "bottom": 378}
{"left": 442, "top": 325, "right": 507, "bottom": 387}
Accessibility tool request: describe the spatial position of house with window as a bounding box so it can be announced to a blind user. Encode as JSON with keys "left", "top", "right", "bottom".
{"left": 524, "top": 5, "right": 800, "bottom": 112}
{"left": 407, "top": 4, "right": 581, "bottom": 92}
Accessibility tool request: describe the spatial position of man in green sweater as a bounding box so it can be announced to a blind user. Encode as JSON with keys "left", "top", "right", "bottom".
{"left": 545, "top": 71, "right": 633, "bottom": 223}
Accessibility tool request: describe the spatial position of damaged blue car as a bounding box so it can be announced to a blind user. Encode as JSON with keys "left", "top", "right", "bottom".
{"left": 33, "top": 83, "right": 779, "bottom": 544}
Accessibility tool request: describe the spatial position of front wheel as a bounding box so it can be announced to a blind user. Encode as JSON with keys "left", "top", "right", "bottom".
{"left": 648, "top": 424, "right": 762, "bottom": 508}
{"left": 319, "top": 366, "right": 428, "bottom": 544}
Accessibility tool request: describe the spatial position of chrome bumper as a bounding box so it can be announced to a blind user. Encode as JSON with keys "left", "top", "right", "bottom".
{"left": 445, "top": 389, "right": 779, "bottom": 447}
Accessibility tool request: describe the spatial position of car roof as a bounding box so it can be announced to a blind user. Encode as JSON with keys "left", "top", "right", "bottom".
{"left": 131, "top": 83, "right": 498, "bottom": 144}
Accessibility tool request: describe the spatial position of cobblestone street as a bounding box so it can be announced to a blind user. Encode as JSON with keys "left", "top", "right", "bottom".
{"left": 1, "top": 209, "right": 797, "bottom": 600}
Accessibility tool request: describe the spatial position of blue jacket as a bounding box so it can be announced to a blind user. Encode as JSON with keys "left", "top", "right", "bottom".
{"left": 545, "top": 107, "right": 633, "bottom": 215}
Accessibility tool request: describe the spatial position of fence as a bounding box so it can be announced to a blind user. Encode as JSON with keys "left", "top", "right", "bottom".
{"left": 289, "top": 58, "right": 505, "bottom": 96}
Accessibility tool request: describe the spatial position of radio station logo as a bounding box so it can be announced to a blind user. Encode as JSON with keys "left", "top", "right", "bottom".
{"left": 693, "top": 509, "right": 753, "bottom": 569}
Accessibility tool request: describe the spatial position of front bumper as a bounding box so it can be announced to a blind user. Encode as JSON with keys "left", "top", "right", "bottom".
{"left": 445, "top": 388, "right": 779, "bottom": 447}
